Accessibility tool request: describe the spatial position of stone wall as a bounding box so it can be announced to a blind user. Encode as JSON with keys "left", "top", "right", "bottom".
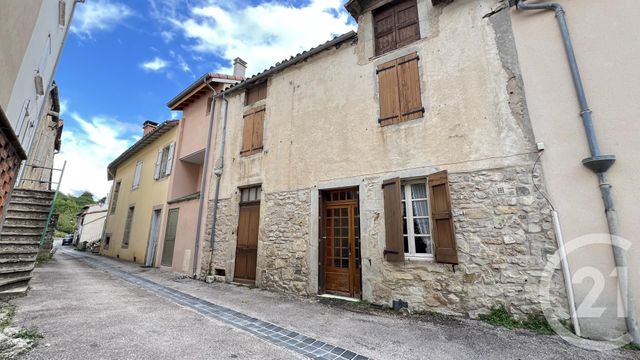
{"left": 200, "top": 198, "right": 236, "bottom": 279}
{"left": 367, "top": 164, "right": 568, "bottom": 319}
{"left": 259, "top": 189, "right": 311, "bottom": 295}
{"left": 201, "top": 164, "right": 568, "bottom": 320}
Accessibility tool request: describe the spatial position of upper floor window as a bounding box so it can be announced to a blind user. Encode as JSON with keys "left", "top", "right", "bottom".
{"left": 245, "top": 82, "right": 267, "bottom": 106}
{"left": 132, "top": 160, "right": 143, "bottom": 190}
{"left": 154, "top": 143, "right": 175, "bottom": 180}
{"left": 241, "top": 106, "right": 265, "bottom": 157}
{"left": 377, "top": 52, "right": 423, "bottom": 126}
{"left": 58, "top": 1, "right": 66, "bottom": 27}
{"left": 110, "top": 181, "right": 121, "bottom": 214}
{"left": 373, "top": 0, "right": 420, "bottom": 56}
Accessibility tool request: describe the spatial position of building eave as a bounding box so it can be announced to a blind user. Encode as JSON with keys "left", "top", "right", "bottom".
{"left": 167, "top": 73, "right": 244, "bottom": 111}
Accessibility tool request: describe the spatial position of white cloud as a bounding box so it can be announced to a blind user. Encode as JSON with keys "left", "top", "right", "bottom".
{"left": 160, "top": 31, "right": 175, "bottom": 43}
{"left": 141, "top": 57, "right": 170, "bottom": 71}
{"left": 54, "top": 112, "right": 136, "bottom": 198}
{"left": 71, "top": 0, "right": 134, "bottom": 38}
{"left": 170, "top": 0, "right": 355, "bottom": 76}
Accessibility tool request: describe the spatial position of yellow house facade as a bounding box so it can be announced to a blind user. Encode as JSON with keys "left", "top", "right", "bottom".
{"left": 102, "top": 121, "right": 178, "bottom": 265}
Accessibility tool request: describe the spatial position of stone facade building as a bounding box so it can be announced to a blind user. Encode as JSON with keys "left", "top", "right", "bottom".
{"left": 196, "top": 0, "right": 570, "bottom": 321}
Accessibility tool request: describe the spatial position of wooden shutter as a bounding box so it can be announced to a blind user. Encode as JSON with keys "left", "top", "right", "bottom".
{"left": 252, "top": 109, "right": 264, "bottom": 152}
{"left": 374, "top": 5, "right": 396, "bottom": 56}
{"left": 397, "top": 53, "right": 424, "bottom": 122}
{"left": 394, "top": 0, "right": 420, "bottom": 49}
{"left": 428, "top": 171, "right": 458, "bottom": 264}
{"left": 245, "top": 82, "right": 267, "bottom": 106}
{"left": 382, "top": 178, "right": 404, "bottom": 262}
{"left": 374, "top": 0, "right": 420, "bottom": 56}
{"left": 154, "top": 148, "right": 163, "bottom": 180}
{"left": 165, "top": 142, "right": 175, "bottom": 175}
{"left": 241, "top": 112, "right": 255, "bottom": 154}
{"left": 241, "top": 106, "right": 265, "bottom": 156}
{"left": 377, "top": 52, "right": 423, "bottom": 126}
{"left": 377, "top": 59, "right": 401, "bottom": 125}
{"left": 132, "top": 161, "right": 143, "bottom": 189}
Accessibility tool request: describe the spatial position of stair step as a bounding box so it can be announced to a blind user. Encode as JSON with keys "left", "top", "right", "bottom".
{"left": 0, "top": 236, "right": 41, "bottom": 244}
{"left": 2, "top": 223, "right": 44, "bottom": 230}
{"left": 0, "top": 254, "right": 38, "bottom": 263}
{"left": 0, "top": 232, "right": 42, "bottom": 237}
{"left": 0, "top": 244, "right": 40, "bottom": 254}
{"left": 7, "top": 208, "right": 49, "bottom": 215}
{"left": 2, "top": 217, "right": 47, "bottom": 227}
{"left": 7, "top": 203, "right": 51, "bottom": 212}
{"left": 8, "top": 197, "right": 53, "bottom": 206}
{"left": 0, "top": 265, "right": 34, "bottom": 274}
{"left": 0, "top": 274, "right": 32, "bottom": 290}
{"left": 0, "top": 284, "right": 30, "bottom": 299}
{"left": 0, "top": 260, "right": 36, "bottom": 270}
{"left": 11, "top": 189, "right": 54, "bottom": 199}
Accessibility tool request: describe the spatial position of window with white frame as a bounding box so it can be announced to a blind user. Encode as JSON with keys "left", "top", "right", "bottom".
{"left": 154, "top": 142, "right": 175, "bottom": 180}
{"left": 401, "top": 180, "right": 433, "bottom": 257}
{"left": 132, "top": 160, "right": 143, "bottom": 190}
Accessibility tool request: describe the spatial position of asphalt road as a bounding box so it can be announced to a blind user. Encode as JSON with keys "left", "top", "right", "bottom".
{"left": 11, "top": 245, "right": 638, "bottom": 360}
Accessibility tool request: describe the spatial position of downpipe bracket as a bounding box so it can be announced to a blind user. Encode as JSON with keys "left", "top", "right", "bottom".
{"left": 582, "top": 155, "right": 616, "bottom": 174}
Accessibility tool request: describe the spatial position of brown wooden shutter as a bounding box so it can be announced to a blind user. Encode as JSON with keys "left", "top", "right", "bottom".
{"left": 382, "top": 178, "right": 404, "bottom": 262}
{"left": 374, "top": 6, "right": 396, "bottom": 56}
{"left": 377, "top": 52, "right": 423, "bottom": 126}
{"left": 397, "top": 53, "right": 424, "bottom": 122}
{"left": 252, "top": 109, "right": 264, "bottom": 152}
{"left": 241, "top": 112, "right": 254, "bottom": 154}
{"left": 245, "top": 82, "right": 267, "bottom": 106}
{"left": 377, "top": 59, "right": 400, "bottom": 125}
{"left": 428, "top": 171, "right": 458, "bottom": 264}
{"left": 373, "top": 0, "right": 420, "bottom": 56}
{"left": 394, "top": 0, "right": 420, "bottom": 49}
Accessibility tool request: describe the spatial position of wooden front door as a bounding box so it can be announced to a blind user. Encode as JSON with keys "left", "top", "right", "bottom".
{"left": 161, "top": 209, "right": 179, "bottom": 267}
{"left": 321, "top": 189, "right": 361, "bottom": 299}
{"left": 145, "top": 209, "right": 162, "bottom": 267}
{"left": 234, "top": 186, "right": 261, "bottom": 284}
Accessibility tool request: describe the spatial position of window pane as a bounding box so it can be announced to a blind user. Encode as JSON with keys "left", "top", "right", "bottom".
{"left": 256, "top": 187, "right": 261, "bottom": 200}
{"left": 412, "top": 200, "right": 429, "bottom": 217}
{"left": 411, "top": 183, "right": 427, "bottom": 199}
{"left": 413, "top": 217, "right": 430, "bottom": 235}
{"left": 401, "top": 185, "right": 406, "bottom": 200}
{"left": 403, "top": 236, "right": 409, "bottom": 253}
{"left": 402, "top": 217, "right": 408, "bottom": 236}
{"left": 249, "top": 187, "right": 256, "bottom": 201}
{"left": 415, "top": 236, "right": 431, "bottom": 254}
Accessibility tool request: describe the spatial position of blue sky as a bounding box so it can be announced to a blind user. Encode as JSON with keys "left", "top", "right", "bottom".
{"left": 55, "top": 0, "right": 355, "bottom": 198}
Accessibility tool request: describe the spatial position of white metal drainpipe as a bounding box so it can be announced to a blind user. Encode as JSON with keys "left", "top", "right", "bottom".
{"left": 515, "top": 0, "right": 640, "bottom": 344}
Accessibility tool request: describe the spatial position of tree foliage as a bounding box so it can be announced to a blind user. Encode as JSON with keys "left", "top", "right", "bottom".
{"left": 53, "top": 192, "right": 95, "bottom": 234}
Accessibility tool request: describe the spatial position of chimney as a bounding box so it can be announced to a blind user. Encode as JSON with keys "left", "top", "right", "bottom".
{"left": 233, "top": 57, "right": 247, "bottom": 78}
{"left": 143, "top": 120, "right": 158, "bottom": 136}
